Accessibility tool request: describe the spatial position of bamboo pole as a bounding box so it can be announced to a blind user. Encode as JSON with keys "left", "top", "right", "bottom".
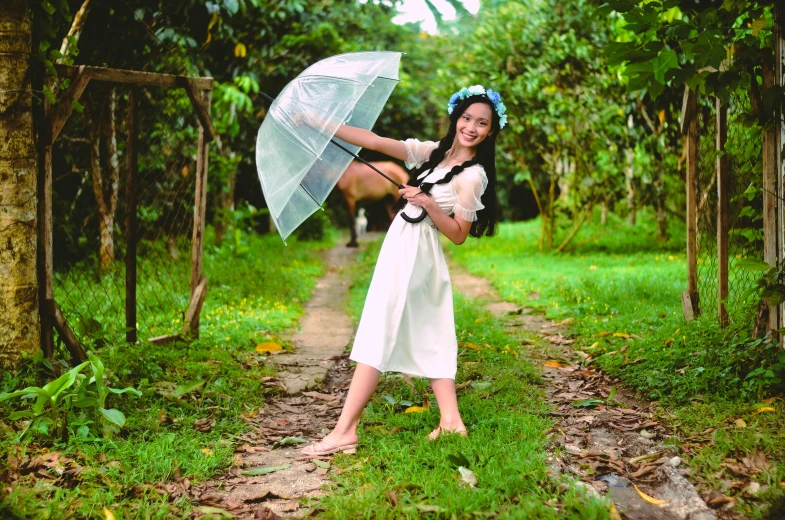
{"left": 716, "top": 99, "right": 729, "bottom": 327}
{"left": 189, "top": 90, "right": 211, "bottom": 337}
{"left": 125, "top": 88, "right": 138, "bottom": 343}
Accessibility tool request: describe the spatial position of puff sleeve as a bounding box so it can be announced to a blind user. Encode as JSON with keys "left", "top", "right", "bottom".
{"left": 452, "top": 166, "right": 488, "bottom": 222}
{"left": 402, "top": 138, "right": 439, "bottom": 170}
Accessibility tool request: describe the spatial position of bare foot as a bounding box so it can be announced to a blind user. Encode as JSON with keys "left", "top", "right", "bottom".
{"left": 428, "top": 425, "right": 467, "bottom": 440}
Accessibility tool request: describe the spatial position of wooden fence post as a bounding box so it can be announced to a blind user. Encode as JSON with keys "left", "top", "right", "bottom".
{"left": 762, "top": 50, "right": 778, "bottom": 334}
{"left": 188, "top": 89, "right": 211, "bottom": 337}
{"left": 716, "top": 99, "right": 729, "bottom": 327}
{"left": 125, "top": 88, "right": 138, "bottom": 343}
{"left": 681, "top": 87, "right": 699, "bottom": 320}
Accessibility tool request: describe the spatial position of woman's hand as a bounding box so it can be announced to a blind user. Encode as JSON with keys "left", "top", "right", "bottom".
{"left": 400, "top": 186, "right": 435, "bottom": 210}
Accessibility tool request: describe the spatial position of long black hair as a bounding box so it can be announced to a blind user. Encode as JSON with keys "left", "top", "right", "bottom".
{"left": 395, "top": 95, "right": 500, "bottom": 238}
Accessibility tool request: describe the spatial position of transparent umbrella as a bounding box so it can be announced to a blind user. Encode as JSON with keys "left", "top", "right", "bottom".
{"left": 256, "top": 51, "right": 408, "bottom": 242}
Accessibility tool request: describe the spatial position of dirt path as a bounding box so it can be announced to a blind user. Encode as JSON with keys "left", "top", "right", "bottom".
{"left": 448, "top": 259, "right": 722, "bottom": 520}
{"left": 188, "top": 236, "right": 375, "bottom": 519}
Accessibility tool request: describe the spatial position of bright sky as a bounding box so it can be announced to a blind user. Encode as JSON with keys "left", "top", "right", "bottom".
{"left": 392, "top": 0, "right": 480, "bottom": 34}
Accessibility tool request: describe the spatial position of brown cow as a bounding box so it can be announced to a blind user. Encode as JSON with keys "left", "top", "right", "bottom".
{"left": 336, "top": 160, "right": 409, "bottom": 247}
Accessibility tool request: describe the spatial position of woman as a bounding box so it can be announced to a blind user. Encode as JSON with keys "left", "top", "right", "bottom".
{"left": 303, "top": 85, "right": 506, "bottom": 455}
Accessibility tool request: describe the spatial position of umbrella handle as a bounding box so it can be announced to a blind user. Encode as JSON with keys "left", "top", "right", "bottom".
{"left": 400, "top": 206, "right": 428, "bottom": 223}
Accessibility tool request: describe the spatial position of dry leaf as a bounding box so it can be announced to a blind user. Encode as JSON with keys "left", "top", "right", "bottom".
{"left": 255, "top": 342, "right": 282, "bottom": 353}
{"left": 201, "top": 448, "right": 214, "bottom": 456}
{"left": 634, "top": 484, "right": 668, "bottom": 505}
{"left": 612, "top": 333, "right": 630, "bottom": 339}
{"left": 544, "top": 360, "right": 564, "bottom": 368}
{"left": 750, "top": 407, "right": 776, "bottom": 415}
{"left": 734, "top": 418, "right": 747, "bottom": 428}
{"left": 104, "top": 509, "right": 116, "bottom": 520}
{"left": 404, "top": 406, "right": 428, "bottom": 414}
{"left": 475, "top": 317, "right": 487, "bottom": 323}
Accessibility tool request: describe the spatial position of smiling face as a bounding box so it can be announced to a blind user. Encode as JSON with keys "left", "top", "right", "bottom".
{"left": 455, "top": 101, "right": 494, "bottom": 149}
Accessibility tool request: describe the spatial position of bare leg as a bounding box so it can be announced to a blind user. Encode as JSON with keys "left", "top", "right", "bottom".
{"left": 303, "top": 363, "right": 380, "bottom": 454}
{"left": 428, "top": 378, "right": 466, "bottom": 439}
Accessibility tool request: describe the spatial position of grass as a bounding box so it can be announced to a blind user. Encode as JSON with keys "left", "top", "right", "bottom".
{"left": 0, "top": 228, "right": 334, "bottom": 520}
{"left": 448, "top": 210, "right": 785, "bottom": 519}
{"left": 320, "top": 238, "right": 611, "bottom": 519}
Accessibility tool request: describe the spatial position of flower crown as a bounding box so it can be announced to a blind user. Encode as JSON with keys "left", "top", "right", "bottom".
{"left": 447, "top": 85, "right": 508, "bottom": 129}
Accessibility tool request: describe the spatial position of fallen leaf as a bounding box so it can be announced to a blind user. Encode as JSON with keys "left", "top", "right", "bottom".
{"left": 735, "top": 418, "right": 747, "bottom": 428}
{"left": 544, "top": 360, "right": 564, "bottom": 368}
{"left": 462, "top": 342, "right": 482, "bottom": 350}
{"left": 586, "top": 342, "right": 600, "bottom": 349}
{"left": 387, "top": 490, "right": 399, "bottom": 506}
{"left": 609, "top": 504, "right": 622, "bottom": 520}
{"left": 201, "top": 448, "right": 214, "bottom": 456}
{"left": 272, "top": 437, "right": 307, "bottom": 449}
{"left": 302, "top": 391, "right": 338, "bottom": 401}
{"left": 639, "top": 429, "right": 656, "bottom": 439}
{"left": 475, "top": 317, "right": 487, "bottom": 323}
{"left": 612, "top": 333, "right": 630, "bottom": 339}
{"left": 195, "top": 506, "right": 234, "bottom": 519}
{"left": 597, "top": 332, "right": 612, "bottom": 337}
{"left": 313, "top": 459, "right": 330, "bottom": 470}
{"left": 750, "top": 407, "right": 776, "bottom": 416}
{"left": 241, "top": 464, "right": 291, "bottom": 476}
{"left": 589, "top": 265, "right": 598, "bottom": 270}
{"left": 634, "top": 484, "right": 668, "bottom": 505}
{"left": 255, "top": 342, "right": 282, "bottom": 353}
{"left": 707, "top": 496, "right": 735, "bottom": 507}
{"left": 404, "top": 406, "right": 428, "bottom": 413}
{"left": 573, "top": 398, "right": 605, "bottom": 408}
{"left": 104, "top": 509, "right": 116, "bottom": 520}
{"left": 458, "top": 466, "right": 477, "bottom": 488}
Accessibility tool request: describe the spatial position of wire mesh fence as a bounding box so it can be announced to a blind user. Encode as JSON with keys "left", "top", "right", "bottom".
{"left": 51, "top": 79, "right": 202, "bottom": 345}
{"left": 694, "top": 92, "right": 764, "bottom": 325}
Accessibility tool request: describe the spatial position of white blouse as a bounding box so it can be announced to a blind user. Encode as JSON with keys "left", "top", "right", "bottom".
{"left": 402, "top": 138, "right": 488, "bottom": 222}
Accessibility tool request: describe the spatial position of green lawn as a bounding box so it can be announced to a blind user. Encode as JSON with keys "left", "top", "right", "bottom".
{"left": 447, "top": 212, "right": 785, "bottom": 519}
{"left": 319, "top": 238, "right": 611, "bottom": 519}
{"left": 0, "top": 229, "right": 333, "bottom": 519}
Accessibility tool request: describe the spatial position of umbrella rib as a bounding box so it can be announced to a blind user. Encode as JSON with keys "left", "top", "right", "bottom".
{"left": 300, "top": 183, "right": 322, "bottom": 206}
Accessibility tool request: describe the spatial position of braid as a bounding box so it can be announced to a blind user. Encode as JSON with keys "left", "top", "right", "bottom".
{"left": 392, "top": 158, "right": 479, "bottom": 213}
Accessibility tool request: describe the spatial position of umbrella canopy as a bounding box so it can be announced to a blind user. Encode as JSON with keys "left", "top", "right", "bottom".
{"left": 256, "top": 51, "right": 402, "bottom": 241}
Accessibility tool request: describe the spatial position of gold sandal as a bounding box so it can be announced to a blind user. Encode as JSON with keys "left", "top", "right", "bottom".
{"left": 302, "top": 437, "right": 358, "bottom": 456}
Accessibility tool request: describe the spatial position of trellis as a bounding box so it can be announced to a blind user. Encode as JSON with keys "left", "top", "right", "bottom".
{"left": 680, "top": 10, "right": 784, "bottom": 333}
{"left": 39, "top": 65, "right": 215, "bottom": 361}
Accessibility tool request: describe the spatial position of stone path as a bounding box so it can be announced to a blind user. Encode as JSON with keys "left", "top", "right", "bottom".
{"left": 275, "top": 243, "right": 357, "bottom": 395}
{"left": 188, "top": 235, "right": 375, "bottom": 519}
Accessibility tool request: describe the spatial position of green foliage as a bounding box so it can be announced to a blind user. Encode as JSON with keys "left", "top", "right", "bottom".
{"left": 0, "top": 230, "right": 331, "bottom": 517}
{"left": 0, "top": 353, "right": 140, "bottom": 441}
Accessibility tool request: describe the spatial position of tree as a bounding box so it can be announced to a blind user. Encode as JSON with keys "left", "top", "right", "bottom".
{"left": 0, "top": 0, "right": 40, "bottom": 369}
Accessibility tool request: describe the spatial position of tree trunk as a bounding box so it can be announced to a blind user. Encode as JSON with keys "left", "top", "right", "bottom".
{"left": 88, "top": 89, "right": 119, "bottom": 271}
{"left": 0, "top": 0, "right": 40, "bottom": 369}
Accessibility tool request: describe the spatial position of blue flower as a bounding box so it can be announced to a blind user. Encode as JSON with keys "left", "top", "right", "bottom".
{"left": 459, "top": 87, "right": 470, "bottom": 99}
{"left": 447, "top": 104, "right": 454, "bottom": 115}
{"left": 486, "top": 89, "right": 502, "bottom": 105}
{"left": 449, "top": 93, "right": 461, "bottom": 105}
{"left": 496, "top": 102, "right": 506, "bottom": 115}
{"left": 499, "top": 114, "right": 508, "bottom": 128}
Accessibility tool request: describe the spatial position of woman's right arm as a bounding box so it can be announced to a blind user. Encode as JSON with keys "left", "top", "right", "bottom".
{"left": 333, "top": 125, "right": 408, "bottom": 162}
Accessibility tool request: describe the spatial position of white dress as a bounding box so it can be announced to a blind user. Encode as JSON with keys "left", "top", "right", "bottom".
{"left": 349, "top": 138, "right": 488, "bottom": 379}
